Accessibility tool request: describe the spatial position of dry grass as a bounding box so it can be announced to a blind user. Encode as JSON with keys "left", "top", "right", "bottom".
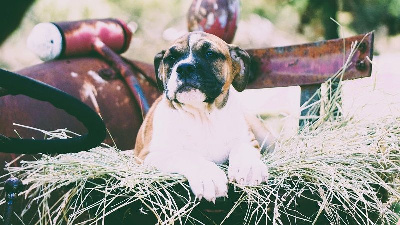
{"left": 4, "top": 114, "right": 400, "bottom": 224}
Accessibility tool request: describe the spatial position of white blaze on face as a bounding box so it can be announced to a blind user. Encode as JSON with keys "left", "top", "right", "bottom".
{"left": 27, "top": 23, "right": 63, "bottom": 61}
{"left": 166, "top": 33, "right": 206, "bottom": 105}
{"left": 166, "top": 68, "right": 180, "bottom": 100}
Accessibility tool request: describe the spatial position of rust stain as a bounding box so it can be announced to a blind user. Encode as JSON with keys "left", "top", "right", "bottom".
{"left": 246, "top": 32, "right": 374, "bottom": 88}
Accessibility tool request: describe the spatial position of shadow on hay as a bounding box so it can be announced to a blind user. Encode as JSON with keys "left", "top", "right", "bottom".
{"left": 84, "top": 178, "right": 384, "bottom": 225}
{"left": 0, "top": 176, "right": 387, "bottom": 224}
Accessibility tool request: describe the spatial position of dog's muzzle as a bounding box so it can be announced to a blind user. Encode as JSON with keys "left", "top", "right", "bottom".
{"left": 167, "top": 59, "right": 223, "bottom": 105}
{"left": 176, "top": 63, "right": 201, "bottom": 91}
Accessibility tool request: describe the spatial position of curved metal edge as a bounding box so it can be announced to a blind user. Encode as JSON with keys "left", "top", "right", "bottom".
{"left": 0, "top": 68, "right": 107, "bottom": 154}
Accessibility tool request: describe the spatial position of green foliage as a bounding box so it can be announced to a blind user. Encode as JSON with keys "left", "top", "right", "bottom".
{"left": 389, "top": 0, "right": 400, "bottom": 17}
{"left": 276, "top": 0, "right": 400, "bottom": 38}
{"left": 287, "top": 0, "right": 309, "bottom": 12}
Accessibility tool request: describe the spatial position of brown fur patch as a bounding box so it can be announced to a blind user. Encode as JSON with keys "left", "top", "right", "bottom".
{"left": 134, "top": 96, "right": 162, "bottom": 163}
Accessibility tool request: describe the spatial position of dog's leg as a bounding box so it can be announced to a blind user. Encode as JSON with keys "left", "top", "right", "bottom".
{"left": 144, "top": 151, "right": 228, "bottom": 202}
{"left": 228, "top": 142, "right": 269, "bottom": 186}
{"left": 244, "top": 113, "right": 276, "bottom": 153}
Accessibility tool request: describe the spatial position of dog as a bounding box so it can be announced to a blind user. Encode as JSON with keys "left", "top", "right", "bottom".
{"left": 134, "top": 31, "right": 273, "bottom": 202}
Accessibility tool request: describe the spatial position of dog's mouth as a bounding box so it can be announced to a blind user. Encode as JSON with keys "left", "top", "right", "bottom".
{"left": 176, "top": 83, "right": 198, "bottom": 93}
{"left": 168, "top": 80, "right": 222, "bottom": 105}
{"left": 168, "top": 83, "right": 209, "bottom": 105}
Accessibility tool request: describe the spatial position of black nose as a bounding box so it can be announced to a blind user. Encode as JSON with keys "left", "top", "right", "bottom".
{"left": 176, "top": 63, "right": 196, "bottom": 78}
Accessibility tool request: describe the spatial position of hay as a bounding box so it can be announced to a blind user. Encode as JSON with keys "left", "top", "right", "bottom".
{"left": 3, "top": 37, "right": 400, "bottom": 224}
{"left": 4, "top": 115, "right": 400, "bottom": 224}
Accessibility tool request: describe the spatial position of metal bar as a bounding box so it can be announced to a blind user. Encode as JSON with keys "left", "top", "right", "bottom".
{"left": 299, "top": 84, "right": 321, "bottom": 128}
{"left": 93, "top": 39, "right": 150, "bottom": 115}
{"left": 121, "top": 33, "right": 374, "bottom": 91}
{"left": 246, "top": 32, "right": 374, "bottom": 89}
{"left": 325, "top": 41, "right": 370, "bottom": 119}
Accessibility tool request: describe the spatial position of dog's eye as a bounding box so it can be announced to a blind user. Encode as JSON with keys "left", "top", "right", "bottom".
{"left": 205, "top": 50, "right": 217, "bottom": 59}
{"left": 166, "top": 54, "right": 176, "bottom": 61}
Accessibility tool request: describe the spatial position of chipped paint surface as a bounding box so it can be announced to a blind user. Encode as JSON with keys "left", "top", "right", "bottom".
{"left": 206, "top": 13, "right": 215, "bottom": 29}
{"left": 228, "top": 0, "right": 239, "bottom": 13}
{"left": 246, "top": 32, "right": 374, "bottom": 88}
{"left": 213, "top": 3, "right": 218, "bottom": 10}
{"left": 80, "top": 81, "right": 101, "bottom": 115}
{"left": 80, "top": 81, "right": 97, "bottom": 99}
{"left": 188, "top": 0, "right": 239, "bottom": 43}
{"left": 218, "top": 10, "right": 228, "bottom": 28}
{"left": 87, "top": 70, "right": 106, "bottom": 84}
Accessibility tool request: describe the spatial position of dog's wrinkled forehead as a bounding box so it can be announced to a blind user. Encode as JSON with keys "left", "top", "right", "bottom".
{"left": 170, "top": 32, "right": 230, "bottom": 57}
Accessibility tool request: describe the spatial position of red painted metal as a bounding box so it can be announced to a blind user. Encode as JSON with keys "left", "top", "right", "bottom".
{"left": 246, "top": 32, "right": 374, "bottom": 89}
{"left": 54, "top": 18, "right": 132, "bottom": 58}
{"left": 52, "top": 19, "right": 150, "bottom": 114}
{"left": 188, "top": 0, "right": 239, "bottom": 44}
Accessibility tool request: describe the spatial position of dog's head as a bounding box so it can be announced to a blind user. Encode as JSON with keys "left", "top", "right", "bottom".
{"left": 154, "top": 31, "right": 250, "bottom": 109}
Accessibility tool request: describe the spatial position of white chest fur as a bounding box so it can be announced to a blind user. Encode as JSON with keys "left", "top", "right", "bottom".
{"left": 148, "top": 90, "right": 249, "bottom": 164}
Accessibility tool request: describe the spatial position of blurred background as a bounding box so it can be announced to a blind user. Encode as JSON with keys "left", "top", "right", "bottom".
{"left": 0, "top": 0, "right": 399, "bottom": 136}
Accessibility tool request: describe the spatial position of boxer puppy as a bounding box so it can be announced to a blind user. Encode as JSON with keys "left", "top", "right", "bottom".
{"left": 134, "top": 31, "right": 271, "bottom": 202}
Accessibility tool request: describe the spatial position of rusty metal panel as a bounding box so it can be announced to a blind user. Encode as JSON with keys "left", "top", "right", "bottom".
{"left": 246, "top": 32, "right": 374, "bottom": 89}
{"left": 0, "top": 57, "right": 160, "bottom": 151}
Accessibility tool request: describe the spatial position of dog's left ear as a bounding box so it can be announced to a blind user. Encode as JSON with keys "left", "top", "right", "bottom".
{"left": 154, "top": 50, "right": 166, "bottom": 91}
{"left": 229, "top": 45, "right": 251, "bottom": 92}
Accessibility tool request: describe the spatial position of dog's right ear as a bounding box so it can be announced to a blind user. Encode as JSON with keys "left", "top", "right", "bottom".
{"left": 154, "top": 50, "right": 166, "bottom": 91}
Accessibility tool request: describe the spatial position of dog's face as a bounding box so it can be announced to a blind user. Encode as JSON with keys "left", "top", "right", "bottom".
{"left": 154, "top": 31, "right": 251, "bottom": 109}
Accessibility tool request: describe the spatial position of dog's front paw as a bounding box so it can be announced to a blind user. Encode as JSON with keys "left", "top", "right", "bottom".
{"left": 186, "top": 162, "right": 228, "bottom": 203}
{"left": 228, "top": 153, "right": 269, "bottom": 186}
